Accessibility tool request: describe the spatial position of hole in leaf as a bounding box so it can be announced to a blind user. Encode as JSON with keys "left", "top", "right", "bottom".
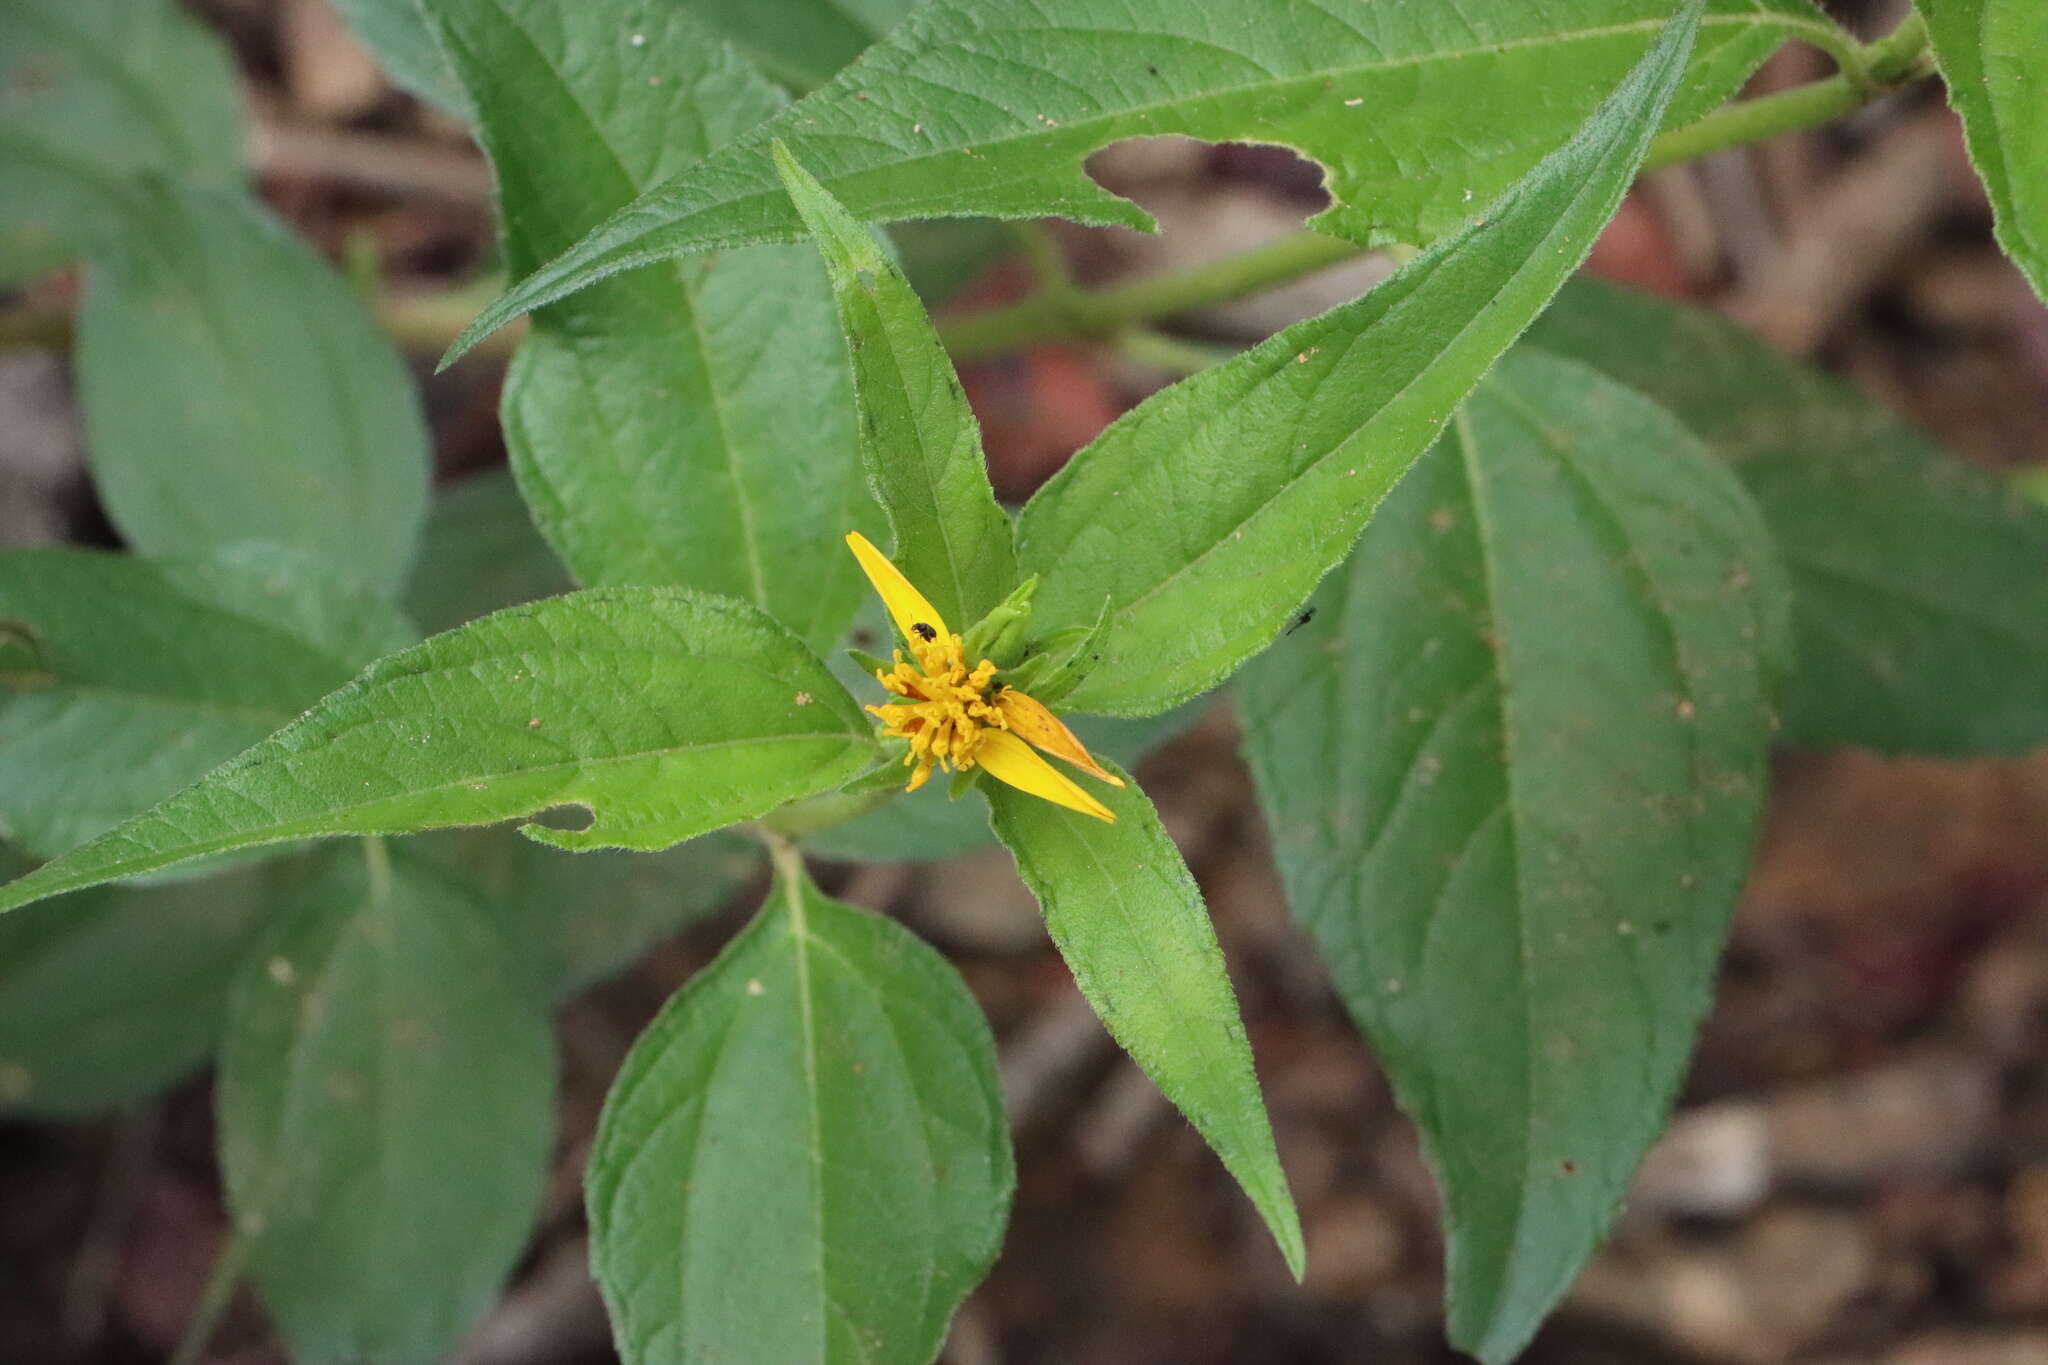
{"left": 527, "top": 803, "right": 595, "bottom": 833}
{"left": 1084, "top": 135, "right": 1333, "bottom": 236}
{"left": 1071, "top": 136, "right": 1394, "bottom": 346}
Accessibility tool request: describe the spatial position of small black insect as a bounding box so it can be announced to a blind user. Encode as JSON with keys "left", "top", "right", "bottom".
{"left": 912, "top": 622, "right": 938, "bottom": 642}
{"left": 1284, "top": 608, "right": 1316, "bottom": 636}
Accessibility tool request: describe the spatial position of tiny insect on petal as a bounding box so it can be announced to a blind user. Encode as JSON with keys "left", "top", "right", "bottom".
{"left": 994, "top": 689, "right": 1124, "bottom": 787}
{"left": 976, "top": 731, "right": 1115, "bottom": 822}
{"left": 845, "top": 531, "right": 948, "bottom": 645}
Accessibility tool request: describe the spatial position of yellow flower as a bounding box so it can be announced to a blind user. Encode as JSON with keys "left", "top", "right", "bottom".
{"left": 845, "top": 531, "right": 1123, "bottom": 822}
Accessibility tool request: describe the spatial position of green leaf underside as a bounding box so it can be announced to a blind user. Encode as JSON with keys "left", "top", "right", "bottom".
{"left": 776, "top": 145, "right": 1020, "bottom": 631}
{"left": 1921, "top": 0, "right": 2048, "bottom": 302}
{"left": 587, "top": 862, "right": 1010, "bottom": 1365}
{"left": 1014, "top": 3, "right": 1705, "bottom": 717}
{"left": 219, "top": 844, "right": 555, "bottom": 1365}
{"left": 986, "top": 760, "right": 1305, "bottom": 1279}
{"left": 425, "top": 0, "right": 878, "bottom": 657}
{"left": 327, "top": 0, "right": 473, "bottom": 118}
{"left": 75, "top": 183, "right": 430, "bottom": 598}
{"left": 409, "top": 826, "right": 761, "bottom": 1001}
{"left": 0, "top": 0, "right": 240, "bottom": 283}
{"left": 0, "top": 590, "right": 875, "bottom": 913}
{"left": 0, "top": 547, "right": 413, "bottom": 860}
{"left": 403, "top": 470, "right": 574, "bottom": 637}
{"left": 1238, "top": 349, "right": 1782, "bottom": 1363}
{"left": 0, "top": 846, "right": 268, "bottom": 1115}
{"left": 448, "top": 0, "right": 1833, "bottom": 353}
{"left": 680, "top": 0, "right": 924, "bottom": 92}
{"left": 1528, "top": 279, "right": 2048, "bottom": 756}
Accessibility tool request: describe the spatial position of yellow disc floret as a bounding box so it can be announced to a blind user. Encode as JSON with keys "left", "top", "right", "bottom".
{"left": 867, "top": 630, "right": 1009, "bottom": 791}
{"left": 844, "top": 531, "right": 1123, "bottom": 822}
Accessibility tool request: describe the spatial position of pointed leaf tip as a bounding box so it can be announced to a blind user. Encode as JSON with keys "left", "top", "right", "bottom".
{"left": 986, "top": 766, "right": 1304, "bottom": 1273}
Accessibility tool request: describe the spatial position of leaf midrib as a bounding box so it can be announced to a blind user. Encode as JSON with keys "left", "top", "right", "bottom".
{"left": 783, "top": 876, "right": 830, "bottom": 1361}
{"left": 1446, "top": 403, "right": 1539, "bottom": 1332}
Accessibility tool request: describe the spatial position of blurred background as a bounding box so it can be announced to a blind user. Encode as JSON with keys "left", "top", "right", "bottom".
{"left": 4, "top": 0, "right": 2048, "bottom": 1361}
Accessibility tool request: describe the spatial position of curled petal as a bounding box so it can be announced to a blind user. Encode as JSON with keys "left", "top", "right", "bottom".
{"left": 976, "top": 730, "right": 1115, "bottom": 823}
{"left": 846, "top": 531, "right": 949, "bottom": 644}
{"left": 996, "top": 689, "right": 1125, "bottom": 786}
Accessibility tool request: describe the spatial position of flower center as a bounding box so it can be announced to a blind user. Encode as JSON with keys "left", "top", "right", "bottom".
{"left": 867, "top": 629, "right": 1008, "bottom": 791}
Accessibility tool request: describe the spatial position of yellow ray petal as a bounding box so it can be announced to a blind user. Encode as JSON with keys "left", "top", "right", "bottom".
{"left": 976, "top": 730, "right": 1116, "bottom": 822}
{"left": 995, "top": 689, "right": 1125, "bottom": 786}
{"left": 845, "top": 531, "right": 948, "bottom": 644}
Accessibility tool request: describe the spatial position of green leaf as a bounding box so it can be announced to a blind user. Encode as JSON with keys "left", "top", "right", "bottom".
{"left": 677, "top": 0, "right": 923, "bottom": 92}
{"left": 1920, "top": 0, "right": 2048, "bottom": 301}
{"left": 0, "top": 0, "right": 241, "bottom": 283}
{"left": 1527, "top": 278, "right": 2048, "bottom": 755}
{"left": 402, "top": 469, "right": 572, "bottom": 637}
{"left": 409, "top": 826, "right": 761, "bottom": 1001}
{"left": 0, "top": 589, "right": 876, "bottom": 912}
{"left": 218, "top": 842, "right": 555, "bottom": 1365}
{"left": 775, "top": 145, "right": 1019, "bottom": 633}
{"left": 1238, "top": 348, "right": 1784, "bottom": 1363}
{"left": 446, "top": 0, "right": 1832, "bottom": 351}
{"left": 587, "top": 856, "right": 1010, "bottom": 1364}
{"left": 0, "top": 547, "right": 413, "bottom": 861}
{"left": 0, "top": 847, "right": 268, "bottom": 1116}
{"left": 423, "top": 0, "right": 878, "bottom": 658}
{"left": 986, "top": 761, "right": 1304, "bottom": 1278}
{"left": 1014, "top": 5, "right": 1705, "bottom": 717}
{"left": 75, "top": 182, "right": 430, "bottom": 597}
{"left": 327, "top": 0, "right": 472, "bottom": 119}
